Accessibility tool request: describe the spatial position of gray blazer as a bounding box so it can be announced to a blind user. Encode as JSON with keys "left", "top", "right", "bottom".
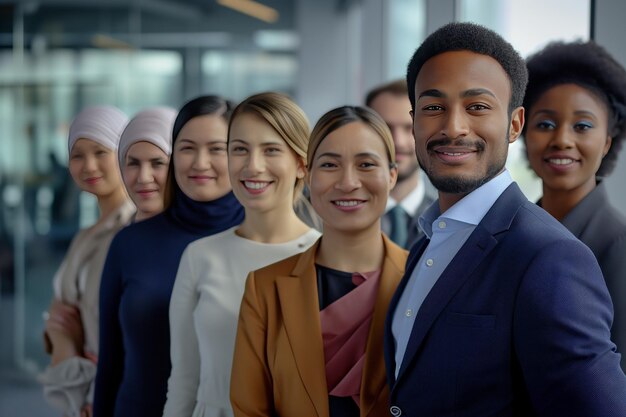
{"left": 556, "top": 182, "right": 626, "bottom": 371}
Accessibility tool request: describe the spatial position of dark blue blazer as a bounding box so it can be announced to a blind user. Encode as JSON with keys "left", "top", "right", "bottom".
{"left": 384, "top": 183, "right": 626, "bottom": 417}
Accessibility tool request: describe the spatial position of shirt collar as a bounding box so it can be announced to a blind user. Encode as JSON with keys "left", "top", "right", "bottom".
{"left": 418, "top": 169, "right": 513, "bottom": 238}
{"left": 386, "top": 171, "right": 426, "bottom": 215}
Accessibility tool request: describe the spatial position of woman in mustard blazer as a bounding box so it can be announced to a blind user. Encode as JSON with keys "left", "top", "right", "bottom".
{"left": 231, "top": 106, "right": 409, "bottom": 417}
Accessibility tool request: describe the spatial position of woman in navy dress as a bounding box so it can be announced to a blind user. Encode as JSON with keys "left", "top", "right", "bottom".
{"left": 93, "top": 96, "right": 244, "bottom": 417}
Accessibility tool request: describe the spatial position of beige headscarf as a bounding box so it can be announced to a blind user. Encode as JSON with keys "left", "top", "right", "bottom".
{"left": 117, "top": 106, "right": 176, "bottom": 169}
{"left": 68, "top": 105, "right": 128, "bottom": 152}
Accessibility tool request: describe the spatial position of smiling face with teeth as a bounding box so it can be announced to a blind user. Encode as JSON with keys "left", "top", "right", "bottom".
{"left": 525, "top": 83, "right": 612, "bottom": 201}
{"left": 228, "top": 112, "right": 306, "bottom": 214}
{"left": 411, "top": 51, "right": 524, "bottom": 211}
{"left": 308, "top": 121, "right": 397, "bottom": 235}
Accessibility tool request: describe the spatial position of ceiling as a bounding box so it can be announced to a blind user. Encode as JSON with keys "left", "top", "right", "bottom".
{"left": 0, "top": 0, "right": 297, "bottom": 49}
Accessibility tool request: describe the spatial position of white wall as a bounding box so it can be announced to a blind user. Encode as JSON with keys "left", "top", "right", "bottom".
{"left": 295, "top": 0, "right": 406, "bottom": 123}
{"left": 295, "top": 0, "right": 363, "bottom": 123}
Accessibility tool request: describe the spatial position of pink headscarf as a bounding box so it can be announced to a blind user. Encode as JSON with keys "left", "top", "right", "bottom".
{"left": 117, "top": 106, "right": 177, "bottom": 168}
{"left": 68, "top": 105, "right": 128, "bottom": 153}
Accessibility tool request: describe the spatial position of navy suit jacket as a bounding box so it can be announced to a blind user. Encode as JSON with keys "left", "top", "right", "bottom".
{"left": 384, "top": 183, "right": 626, "bottom": 417}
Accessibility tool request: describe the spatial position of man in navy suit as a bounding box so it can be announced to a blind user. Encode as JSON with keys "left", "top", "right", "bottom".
{"left": 384, "top": 22, "right": 626, "bottom": 417}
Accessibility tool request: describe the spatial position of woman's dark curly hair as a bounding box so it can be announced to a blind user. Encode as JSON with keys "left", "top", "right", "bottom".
{"left": 523, "top": 41, "right": 626, "bottom": 177}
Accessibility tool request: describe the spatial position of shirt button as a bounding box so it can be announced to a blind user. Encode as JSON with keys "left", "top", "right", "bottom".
{"left": 426, "top": 258, "right": 434, "bottom": 267}
{"left": 405, "top": 309, "right": 412, "bottom": 317}
{"left": 438, "top": 221, "right": 446, "bottom": 229}
{"left": 390, "top": 405, "right": 402, "bottom": 416}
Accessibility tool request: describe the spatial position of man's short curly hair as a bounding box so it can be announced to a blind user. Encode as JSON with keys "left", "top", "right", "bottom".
{"left": 523, "top": 41, "right": 626, "bottom": 177}
{"left": 406, "top": 22, "right": 528, "bottom": 113}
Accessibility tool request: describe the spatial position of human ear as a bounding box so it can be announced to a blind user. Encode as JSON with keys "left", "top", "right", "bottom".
{"left": 508, "top": 106, "right": 525, "bottom": 144}
{"left": 603, "top": 136, "right": 613, "bottom": 157}
{"left": 388, "top": 164, "right": 398, "bottom": 191}
{"left": 296, "top": 157, "right": 306, "bottom": 179}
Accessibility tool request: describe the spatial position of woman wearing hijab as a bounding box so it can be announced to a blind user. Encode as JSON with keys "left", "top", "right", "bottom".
{"left": 93, "top": 96, "right": 244, "bottom": 417}
{"left": 163, "top": 92, "right": 320, "bottom": 417}
{"left": 230, "top": 106, "right": 407, "bottom": 417}
{"left": 118, "top": 106, "right": 177, "bottom": 222}
{"left": 40, "top": 105, "right": 134, "bottom": 417}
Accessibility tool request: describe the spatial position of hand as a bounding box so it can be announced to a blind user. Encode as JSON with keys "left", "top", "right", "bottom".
{"left": 44, "top": 300, "right": 84, "bottom": 364}
{"left": 81, "top": 403, "right": 93, "bottom": 417}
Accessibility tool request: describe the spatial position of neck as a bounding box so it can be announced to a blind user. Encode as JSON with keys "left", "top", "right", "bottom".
{"left": 540, "top": 180, "right": 596, "bottom": 221}
{"left": 316, "top": 222, "right": 384, "bottom": 272}
{"left": 237, "top": 202, "right": 309, "bottom": 243}
{"left": 438, "top": 192, "right": 466, "bottom": 214}
{"left": 134, "top": 210, "right": 156, "bottom": 222}
{"left": 96, "top": 187, "right": 127, "bottom": 222}
{"left": 390, "top": 171, "right": 419, "bottom": 203}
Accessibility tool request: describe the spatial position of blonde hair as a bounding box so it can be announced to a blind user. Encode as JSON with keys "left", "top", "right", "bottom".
{"left": 228, "top": 92, "right": 310, "bottom": 199}
{"left": 308, "top": 105, "right": 396, "bottom": 168}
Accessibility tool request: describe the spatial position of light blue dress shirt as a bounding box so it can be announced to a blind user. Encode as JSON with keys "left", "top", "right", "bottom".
{"left": 392, "top": 170, "right": 514, "bottom": 377}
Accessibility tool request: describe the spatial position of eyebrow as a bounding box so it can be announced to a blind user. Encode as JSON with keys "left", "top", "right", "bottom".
{"left": 229, "top": 139, "right": 285, "bottom": 147}
{"left": 461, "top": 88, "right": 496, "bottom": 99}
{"left": 127, "top": 155, "right": 166, "bottom": 162}
{"left": 418, "top": 89, "right": 445, "bottom": 99}
{"left": 316, "top": 151, "right": 383, "bottom": 160}
{"left": 417, "top": 88, "right": 496, "bottom": 100}
{"left": 177, "top": 138, "right": 226, "bottom": 145}
{"left": 532, "top": 109, "right": 598, "bottom": 118}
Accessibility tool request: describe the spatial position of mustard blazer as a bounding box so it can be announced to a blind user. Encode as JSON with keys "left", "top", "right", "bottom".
{"left": 230, "top": 234, "right": 408, "bottom": 417}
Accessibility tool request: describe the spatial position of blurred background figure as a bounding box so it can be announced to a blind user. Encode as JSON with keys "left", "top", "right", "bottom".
{"left": 39, "top": 105, "right": 133, "bottom": 417}
{"left": 94, "top": 96, "right": 244, "bottom": 417}
{"left": 523, "top": 40, "right": 626, "bottom": 370}
{"left": 118, "top": 106, "right": 177, "bottom": 222}
{"left": 366, "top": 80, "right": 435, "bottom": 249}
{"left": 164, "top": 92, "right": 319, "bottom": 417}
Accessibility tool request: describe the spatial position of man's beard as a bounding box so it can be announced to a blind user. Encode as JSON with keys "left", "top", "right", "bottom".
{"left": 418, "top": 136, "right": 507, "bottom": 195}
{"left": 396, "top": 159, "right": 420, "bottom": 183}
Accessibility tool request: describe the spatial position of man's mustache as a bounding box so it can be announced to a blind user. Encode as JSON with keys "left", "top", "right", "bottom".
{"left": 426, "top": 138, "right": 485, "bottom": 152}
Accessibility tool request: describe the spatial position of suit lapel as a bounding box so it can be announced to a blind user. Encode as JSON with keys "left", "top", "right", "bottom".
{"left": 275, "top": 241, "right": 328, "bottom": 417}
{"left": 361, "top": 236, "right": 406, "bottom": 416}
{"left": 394, "top": 183, "right": 527, "bottom": 387}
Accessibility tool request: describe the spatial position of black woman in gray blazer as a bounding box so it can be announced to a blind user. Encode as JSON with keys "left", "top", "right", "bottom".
{"left": 523, "top": 41, "right": 626, "bottom": 371}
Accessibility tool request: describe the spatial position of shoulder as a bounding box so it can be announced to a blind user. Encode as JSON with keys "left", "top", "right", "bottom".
{"left": 511, "top": 206, "right": 605, "bottom": 293}
{"left": 383, "top": 235, "right": 409, "bottom": 272}
{"left": 184, "top": 226, "right": 238, "bottom": 255}
{"left": 67, "top": 227, "right": 91, "bottom": 247}
{"left": 112, "top": 213, "right": 166, "bottom": 240}
{"left": 591, "top": 203, "right": 626, "bottom": 247}
{"left": 592, "top": 207, "right": 626, "bottom": 271}
{"left": 480, "top": 198, "right": 599, "bottom": 276}
{"left": 252, "top": 250, "right": 308, "bottom": 281}
{"left": 512, "top": 201, "right": 578, "bottom": 244}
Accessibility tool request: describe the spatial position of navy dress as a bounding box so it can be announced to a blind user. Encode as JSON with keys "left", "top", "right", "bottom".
{"left": 93, "top": 191, "right": 243, "bottom": 417}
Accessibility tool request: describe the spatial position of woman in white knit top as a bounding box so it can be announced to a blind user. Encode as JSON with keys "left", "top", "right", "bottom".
{"left": 163, "top": 92, "right": 321, "bottom": 417}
